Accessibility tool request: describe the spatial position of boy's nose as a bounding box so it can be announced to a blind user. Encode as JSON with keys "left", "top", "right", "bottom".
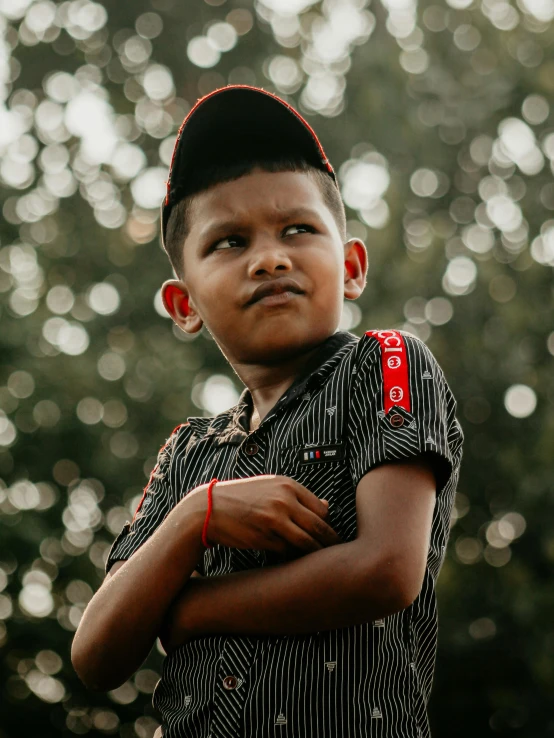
{"left": 247, "top": 235, "right": 293, "bottom": 277}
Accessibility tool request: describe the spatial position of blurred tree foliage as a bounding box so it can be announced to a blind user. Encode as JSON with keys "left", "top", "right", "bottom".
{"left": 1, "top": 0, "right": 553, "bottom": 736}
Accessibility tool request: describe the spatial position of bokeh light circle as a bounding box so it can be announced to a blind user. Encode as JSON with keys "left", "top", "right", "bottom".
{"left": 504, "top": 384, "right": 537, "bottom": 418}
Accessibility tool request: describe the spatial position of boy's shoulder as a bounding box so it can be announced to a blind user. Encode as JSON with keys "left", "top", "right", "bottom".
{"left": 151, "top": 421, "right": 191, "bottom": 475}
{"left": 353, "top": 328, "right": 456, "bottom": 416}
{"left": 354, "top": 328, "right": 443, "bottom": 374}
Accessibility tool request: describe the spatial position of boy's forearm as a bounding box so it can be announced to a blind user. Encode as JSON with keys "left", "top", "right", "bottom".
{"left": 167, "top": 541, "right": 403, "bottom": 644}
{"left": 71, "top": 498, "right": 206, "bottom": 692}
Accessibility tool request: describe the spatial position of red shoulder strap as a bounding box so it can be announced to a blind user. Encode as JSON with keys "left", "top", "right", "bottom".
{"left": 131, "top": 423, "right": 188, "bottom": 523}
{"left": 365, "top": 330, "right": 411, "bottom": 413}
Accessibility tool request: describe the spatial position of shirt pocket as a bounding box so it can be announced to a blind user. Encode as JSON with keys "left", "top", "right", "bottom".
{"left": 276, "top": 439, "right": 357, "bottom": 544}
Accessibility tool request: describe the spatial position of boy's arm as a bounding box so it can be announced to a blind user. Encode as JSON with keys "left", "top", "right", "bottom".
{"left": 161, "top": 332, "right": 461, "bottom": 646}
{"left": 160, "top": 457, "right": 436, "bottom": 647}
{"left": 71, "top": 488, "right": 208, "bottom": 692}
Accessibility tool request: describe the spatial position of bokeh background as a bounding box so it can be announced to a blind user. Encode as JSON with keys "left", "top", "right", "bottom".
{"left": 1, "top": 0, "right": 553, "bottom": 735}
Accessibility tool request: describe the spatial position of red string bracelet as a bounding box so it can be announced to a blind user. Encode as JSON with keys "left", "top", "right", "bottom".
{"left": 202, "top": 478, "right": 218, "bottom": 549}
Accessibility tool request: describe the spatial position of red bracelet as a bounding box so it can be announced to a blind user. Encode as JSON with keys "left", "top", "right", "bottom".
{"left": 202, "top": 478, "right": 218, "bottom": 549}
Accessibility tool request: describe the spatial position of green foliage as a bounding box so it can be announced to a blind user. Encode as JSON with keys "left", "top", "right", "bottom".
{"left": 1, "top": 0, "right": 553, "bottom": 735}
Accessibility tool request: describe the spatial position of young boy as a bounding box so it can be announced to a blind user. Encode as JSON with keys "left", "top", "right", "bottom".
{"left": 72, "top": 85, "right": 464, "bottom": 738}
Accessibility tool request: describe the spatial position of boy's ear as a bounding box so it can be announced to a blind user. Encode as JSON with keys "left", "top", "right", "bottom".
{"left": 344, "top": 239, "right": 367, "bottom": 300}
{"left": 161, "top": 280, "right": 203, "bottom": 333}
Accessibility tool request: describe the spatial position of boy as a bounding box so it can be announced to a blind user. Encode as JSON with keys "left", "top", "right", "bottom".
{"left": 72, "top": 85, "right": 464, "bottom": 738}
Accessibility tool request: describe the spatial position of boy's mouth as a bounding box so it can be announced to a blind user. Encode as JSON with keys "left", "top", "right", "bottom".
{"left": 252, "top": 291, "right": 302, "bottom": 307}
{"left": 246, "top": 278, "right": 305, "bottom": 306}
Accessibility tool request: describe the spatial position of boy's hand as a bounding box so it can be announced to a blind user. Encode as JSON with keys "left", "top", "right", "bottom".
{"left": 185, "top": 475, "right": 342, "bottom": 556}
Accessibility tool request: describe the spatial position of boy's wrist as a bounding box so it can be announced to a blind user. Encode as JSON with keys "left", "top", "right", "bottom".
{"left": 179, "top": 482, "right": 209, "bottom": 519}
{"left": 169, "top": 486, "right": 210, "bottom": 555}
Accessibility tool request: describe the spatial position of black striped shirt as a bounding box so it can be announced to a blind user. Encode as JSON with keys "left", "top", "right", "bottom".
{"left": 106, "top": 329, "right": 464, "bottom": 738}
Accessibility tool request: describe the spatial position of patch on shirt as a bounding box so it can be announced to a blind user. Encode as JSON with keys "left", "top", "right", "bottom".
{"left": 298, "top": 444, "right": 345, "bottom": 464}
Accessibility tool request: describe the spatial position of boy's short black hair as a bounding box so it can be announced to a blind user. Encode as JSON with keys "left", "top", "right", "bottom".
{"left": 163, "top": 157, "right": 347, "bottom": 282}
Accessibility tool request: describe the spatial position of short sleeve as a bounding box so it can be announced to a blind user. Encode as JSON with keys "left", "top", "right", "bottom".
{"left": 104, "top": 424, "right": 185, "bottom": 576}
{"left": 347, "top": 330, "right": 464, "bottom": 496}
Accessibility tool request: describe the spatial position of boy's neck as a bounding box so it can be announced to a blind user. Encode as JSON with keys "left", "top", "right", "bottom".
{"left": 235, "top": 339, "right": 331, "bottom": 432}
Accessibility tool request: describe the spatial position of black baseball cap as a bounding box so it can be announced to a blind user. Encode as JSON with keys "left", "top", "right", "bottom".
{"left": 160, "top": 84, "right": 337, "bottom": 249}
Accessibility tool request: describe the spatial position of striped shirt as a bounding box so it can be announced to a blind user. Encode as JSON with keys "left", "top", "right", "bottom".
{"left": 106, "top": 328, "right": 464, "bottom": 738}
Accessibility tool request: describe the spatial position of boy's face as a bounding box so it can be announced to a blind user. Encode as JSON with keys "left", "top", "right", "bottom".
{"left": 162, "top": 168, "right": 366, "bottom": 365}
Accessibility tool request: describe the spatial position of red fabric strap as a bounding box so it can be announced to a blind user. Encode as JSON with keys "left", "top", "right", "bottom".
{"left": 131, "top": 423, "right": 188, "bottom": 525}
{"left": 365, "top": 330, "right": 411, "bottom": 413}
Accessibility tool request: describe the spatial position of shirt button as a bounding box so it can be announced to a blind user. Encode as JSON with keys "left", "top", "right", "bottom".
{"left": 389, "top": 413, "right": 404, "bottom": 428}
{"left": 223, "top": 675, "right": 238, "bottom": 690}
{"left": 245, "top": 442, "right": 259, "bottom": 455}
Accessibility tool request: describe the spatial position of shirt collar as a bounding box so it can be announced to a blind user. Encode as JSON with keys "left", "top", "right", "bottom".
{"left": 187, "top": 330, "right": 359, "bottom": 441}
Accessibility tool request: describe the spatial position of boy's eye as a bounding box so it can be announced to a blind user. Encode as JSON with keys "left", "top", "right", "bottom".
{"left": 284, "top": 224, "right": 314, "bottom": 236}
{"left": 212, "top": 235, "right": 243, "bottom": 251}
{"left": 211, "top": 224, "right": 314, "bottom": 251}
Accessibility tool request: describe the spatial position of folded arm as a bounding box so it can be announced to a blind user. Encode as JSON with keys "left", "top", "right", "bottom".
{"left": 71, "top": 494, "right": 208, "bottom": 691}
{"left": 160, "top": 458, "right": 436, "bottom": 649}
